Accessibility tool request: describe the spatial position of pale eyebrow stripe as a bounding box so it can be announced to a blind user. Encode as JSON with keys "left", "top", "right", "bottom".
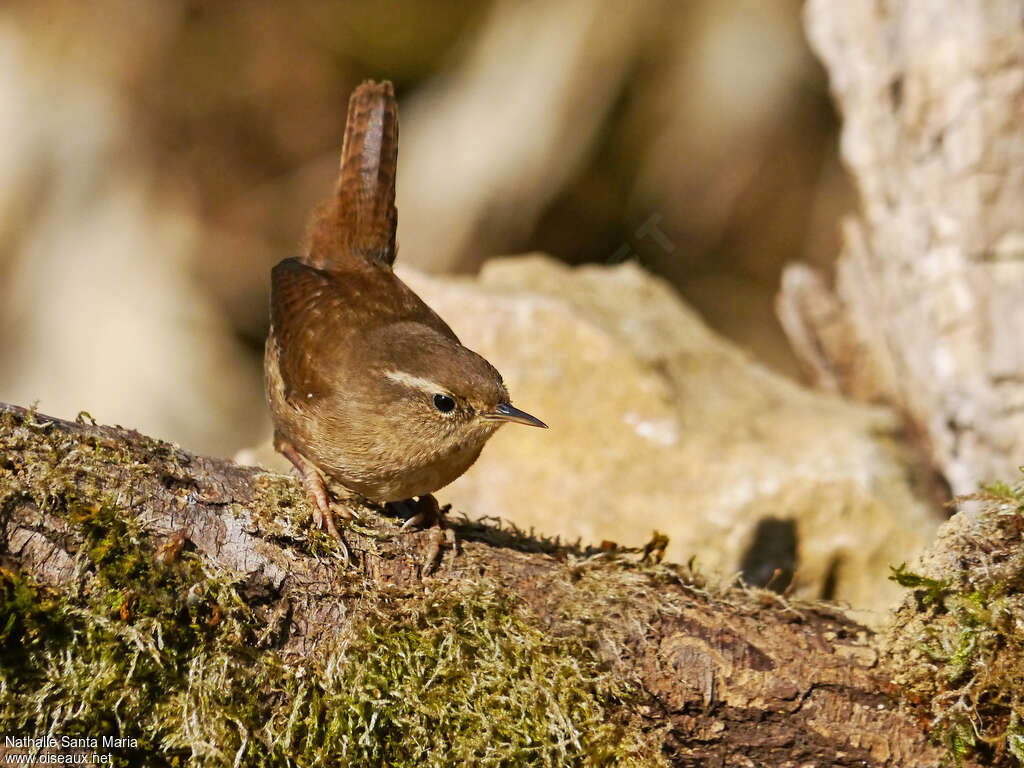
{"left": 384, "top": 370, "right": 449, "bottom": 396}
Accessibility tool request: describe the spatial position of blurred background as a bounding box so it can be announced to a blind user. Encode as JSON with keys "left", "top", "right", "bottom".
{"left": 0, "top": 0, "right": 853, "bottom": 458}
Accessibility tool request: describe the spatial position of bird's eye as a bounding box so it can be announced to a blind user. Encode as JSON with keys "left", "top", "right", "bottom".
{"left": 433, "top": 393, "right": 456, "bottom": 413}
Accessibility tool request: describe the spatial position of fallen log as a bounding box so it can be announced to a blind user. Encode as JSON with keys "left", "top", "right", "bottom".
{"left": 0, "top": 402, "right": 963, "bottom": 766}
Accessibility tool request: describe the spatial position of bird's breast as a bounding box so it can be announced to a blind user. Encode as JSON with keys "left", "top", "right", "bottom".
{"left": 317, "top": 431, "right": 487, "bottom": 502}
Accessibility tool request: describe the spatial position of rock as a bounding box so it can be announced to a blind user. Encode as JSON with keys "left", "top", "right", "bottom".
{"left": 400, "top": 255, "right": 942, "bottom": 620}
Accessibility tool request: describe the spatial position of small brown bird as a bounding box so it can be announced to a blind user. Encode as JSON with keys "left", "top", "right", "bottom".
{"left": 265, "top": 80, "right": 546, "bottom": 539}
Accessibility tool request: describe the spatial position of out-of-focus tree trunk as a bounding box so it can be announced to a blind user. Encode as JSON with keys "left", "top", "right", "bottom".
{"left": 778, "top": 0, "right": 1024, "bottom": 496}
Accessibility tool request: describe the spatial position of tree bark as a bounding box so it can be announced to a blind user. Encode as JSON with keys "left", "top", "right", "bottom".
{"left": 0, "top": 402, "right": 951, "bottom": 766}
{"left": 778, "top": 0, "right": 1024, "bottom": 497}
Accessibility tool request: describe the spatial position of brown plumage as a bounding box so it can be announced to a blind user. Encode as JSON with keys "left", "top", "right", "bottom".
{"left": 307, "top": 80, "right": 398, "bottom": 270}
{"left": 264, "top": 81, "right": 545, "bottom": 540}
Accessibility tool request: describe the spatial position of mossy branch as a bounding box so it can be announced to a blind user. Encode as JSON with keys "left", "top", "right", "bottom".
{"left": 0, "top": 402, "right": 948, "bottom": 766}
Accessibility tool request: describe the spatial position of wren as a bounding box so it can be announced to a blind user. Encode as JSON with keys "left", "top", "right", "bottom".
{"left": 264, "top": 80, "right": 546, "bottom": 540}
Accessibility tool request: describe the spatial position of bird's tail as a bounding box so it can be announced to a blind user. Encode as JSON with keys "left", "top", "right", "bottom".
{"left": 308, "top": 80, "right": 399, "bottom": 270}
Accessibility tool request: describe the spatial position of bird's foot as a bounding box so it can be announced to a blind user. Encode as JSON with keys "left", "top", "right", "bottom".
{"left": 394, "top": 494, "right": 445, "bottom": 531}
{"left": 388, "top": 495, "right": 455, "bottom": 574}
{"left": 277, "top": 441, "right": 351, "bottom": 562}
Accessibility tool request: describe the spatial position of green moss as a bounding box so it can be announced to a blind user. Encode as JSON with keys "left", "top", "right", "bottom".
{"left": 0, "top": 409, "right": 665, "bottom": 766}
{"left": 889, "top": 563, "right": 950, "bottom": 609}
{"left": 265, "top": 585, "right": 658, "bottom": 767}
{"left": 0, "top": 506, "right": 265, "bottom": 765}
{"left": 1, "top": 546, "right": 660, "bottom": 766}
{"left": 889, "top": 478, "right": 1024, "bottom": 767}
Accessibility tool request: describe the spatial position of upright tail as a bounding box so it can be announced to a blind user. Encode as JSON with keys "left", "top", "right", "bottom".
{"left": 307, "top": 80, "right": 399, "bottom": 270}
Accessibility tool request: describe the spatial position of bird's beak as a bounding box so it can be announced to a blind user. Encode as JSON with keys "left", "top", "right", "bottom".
{"left": 484, "top": 402, "right": 548, "bottom": 428}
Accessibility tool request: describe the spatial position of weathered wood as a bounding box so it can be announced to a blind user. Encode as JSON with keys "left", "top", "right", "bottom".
{"left": 779, "top": 0, "right": 1024, "bottom": 497}
{"left": 0, "top": 402, "right": 948, "bottom": 766}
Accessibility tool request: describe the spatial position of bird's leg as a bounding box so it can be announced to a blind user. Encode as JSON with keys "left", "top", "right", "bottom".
{"left": 397, "top": 494, "right": 445, "bottom": 531}
{"left": 277, "top": 441, "right": 351, "bottom": 557}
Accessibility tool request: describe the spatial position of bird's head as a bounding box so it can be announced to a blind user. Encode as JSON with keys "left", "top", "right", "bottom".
{"left": 366, "top": 322, "right": 546, "bottom": 455}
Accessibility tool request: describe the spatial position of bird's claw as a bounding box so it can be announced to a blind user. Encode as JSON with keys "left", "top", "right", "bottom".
{"left": 394, "top": 495, "right": 444, "bottom": 531}
{"left": 400, "top": 512, "right": 425, "bottom": 531}
{"left": 311, "top": 502, "right": 350, "bottom": 564}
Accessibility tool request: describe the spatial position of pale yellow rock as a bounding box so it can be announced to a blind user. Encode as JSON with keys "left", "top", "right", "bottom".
{"left": 401, "top": 256, "right": 942, "bottom": 620}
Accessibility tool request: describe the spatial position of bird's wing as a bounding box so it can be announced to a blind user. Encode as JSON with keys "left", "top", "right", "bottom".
{"left": 270, "top": 258, "right": 460, "bottom": 403}
{"left": 269, "top": 258, "right": 350, "bottom": 403}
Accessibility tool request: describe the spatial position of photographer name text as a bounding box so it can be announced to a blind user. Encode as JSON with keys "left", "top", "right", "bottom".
{"left": 4, "top": 737, "right": 136, "bottom": 750}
